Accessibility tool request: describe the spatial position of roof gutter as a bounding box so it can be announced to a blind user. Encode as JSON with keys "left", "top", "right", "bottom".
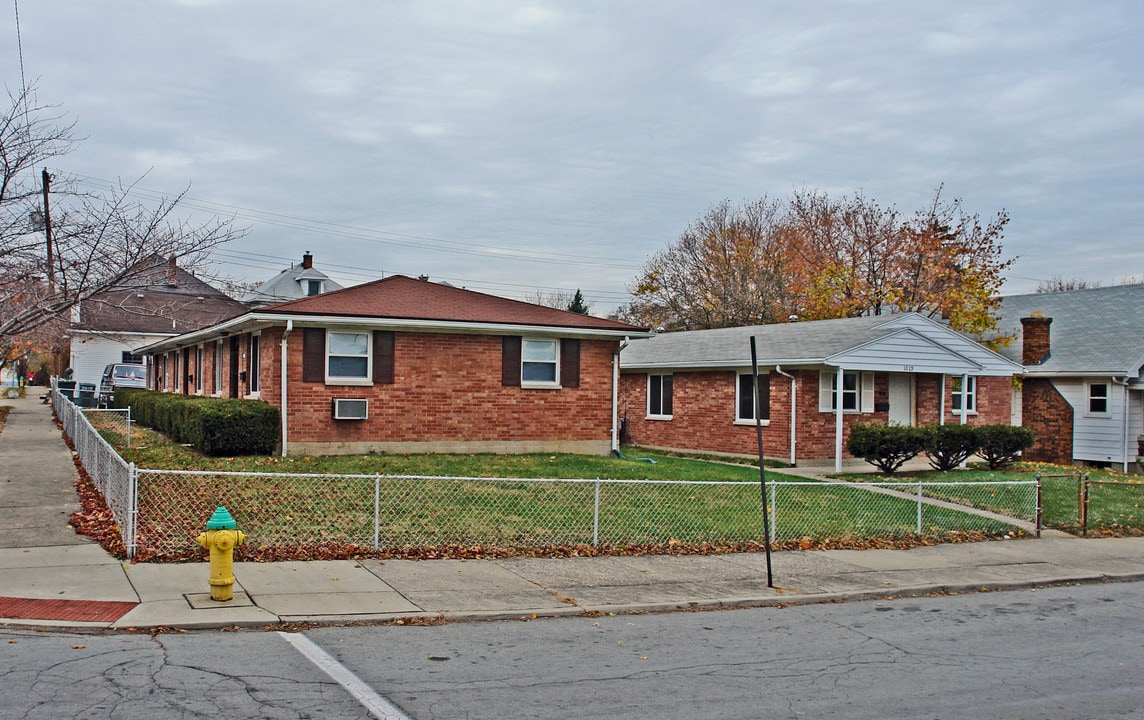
{"left": 137, "top": 312, "right": 649, "bottom": 355}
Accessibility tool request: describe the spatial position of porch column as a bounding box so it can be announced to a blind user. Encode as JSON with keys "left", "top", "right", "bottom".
{"left": 835, "top": 366, "right": 845, "bottom": 473}
{"left": 939, "top": 374, "right": 945, "bottom": 425}
{"left": 960, "top": 373, "right": 969, "bottom": 425}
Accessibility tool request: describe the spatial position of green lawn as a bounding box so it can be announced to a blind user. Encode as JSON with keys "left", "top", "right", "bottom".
{"left": 83, "top": 412, "right": 1032, "bottom": 559}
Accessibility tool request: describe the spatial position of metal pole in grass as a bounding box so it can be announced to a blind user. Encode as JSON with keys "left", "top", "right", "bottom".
{"left": 916, "top": 482, "right": 923, "bottom": 535}
{"left": 750, "top": 337, "right": 774, "bottom": 588}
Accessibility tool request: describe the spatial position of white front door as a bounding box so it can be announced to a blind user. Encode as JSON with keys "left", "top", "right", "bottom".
{"left": 887, "top": 373, "right": 914, "bottom": 426}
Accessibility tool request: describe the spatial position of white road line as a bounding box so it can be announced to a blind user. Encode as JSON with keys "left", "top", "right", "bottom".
{"left": 278, "top": 631, "right": 413, "bottom": 720}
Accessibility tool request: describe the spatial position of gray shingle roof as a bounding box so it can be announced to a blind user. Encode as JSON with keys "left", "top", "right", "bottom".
{"left": 619, "top": 313, "right": 1019, "bottom": 375}
{"left": 995, "top": 284, "right": 1144, "bottom": 377}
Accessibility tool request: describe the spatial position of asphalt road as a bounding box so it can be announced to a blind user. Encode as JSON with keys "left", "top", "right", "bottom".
{"left": 3, "top": 583, "right": 1143, "bottom": 719}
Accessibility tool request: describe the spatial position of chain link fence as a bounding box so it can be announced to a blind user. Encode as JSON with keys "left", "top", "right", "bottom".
{"left": 51, "top": 385, "right": 136, "bottom": 553}
{"left": 127, "top": 470, "right": 1035, "bottom": 559}
{"left": 1081, "top": 478, "right": 1144, "bottom": 535}
{"left": 51, "top": 384, "right": 1038, "bottom": 560}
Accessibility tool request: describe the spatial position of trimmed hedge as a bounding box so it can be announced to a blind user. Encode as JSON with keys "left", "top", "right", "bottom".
{"left": 847, "top": 422, "right": 1036, "bottom": 475}
{"left": 846, "top": 422, "right": 927, "bottom": 476}
{"left": 976, "top": 424, "right": 1035, "bottom": 470}
{"left": 922, "top": 423, "right": 979, "bottom": 471}
{"left": 114, "top": 389, "right": 279, "bottom": 456}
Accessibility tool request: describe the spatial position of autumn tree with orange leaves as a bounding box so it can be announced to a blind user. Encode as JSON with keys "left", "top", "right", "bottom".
{"left": 627, "top": 188, "right": 1012, "bottom": 336}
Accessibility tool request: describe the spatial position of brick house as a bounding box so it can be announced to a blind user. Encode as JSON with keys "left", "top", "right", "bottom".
{"left": 619, "top": 313, "right": 1023, "bottom": 471}
{"left": 136, "top": 275, "right": 648, "bottom": 456}
{"left": 994, "top": 284, "right": 1144, "bottom": 472}
{"left": 68, "top": 256, "right": 248, "bottom": 390}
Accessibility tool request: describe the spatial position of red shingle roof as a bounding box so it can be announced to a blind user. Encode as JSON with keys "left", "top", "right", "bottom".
{"left": 267, "top": 275, "right": 644, "bottom": 332}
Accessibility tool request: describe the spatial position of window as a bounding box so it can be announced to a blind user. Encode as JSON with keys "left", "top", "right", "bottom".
{"left": 951, "top": 376, "right": 976, "bottom": 413}
{"left": 737, "top": 372, "right": 770, "bottom": 422}
{"left": 121, "top": 352, "right": 144, "bottom": 364}
{"left": 819, "top": 371, "right": 874, "bottom": 413}
{"left": 521, "top": 339, "right": 558, "bottom": 386}
{"left": 306, "top": 279, "right": 321, "bottom": 296}
{"left": 249, "top": 334, "right": 261, "bottom": 393}
{"left": 327, "top": 331, "right": 370, "bottom": 380}
{"left": 1088, "top": 382, "right": 1109, "bottom": 414}
{"left": 648, "top": 374, "right": 673, "bottom": 418}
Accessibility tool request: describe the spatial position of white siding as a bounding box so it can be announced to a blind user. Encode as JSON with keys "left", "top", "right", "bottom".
{"left": 69, "top": 334, "right": 153, "bottom": 388}
{"left": 831, "top": 330, "right": 979, "bottom": 374}
{"left": 1057, "top": 377, "right": 1130, "bottom": 464}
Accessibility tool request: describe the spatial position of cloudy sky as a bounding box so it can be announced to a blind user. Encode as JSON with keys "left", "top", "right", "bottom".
{"left": 8, "top": 1, "right": 1143, "bottom": 310}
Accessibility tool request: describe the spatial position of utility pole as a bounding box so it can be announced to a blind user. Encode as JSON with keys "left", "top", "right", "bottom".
{"left": 41, "top": 168, "right": 54, "bottom": 294}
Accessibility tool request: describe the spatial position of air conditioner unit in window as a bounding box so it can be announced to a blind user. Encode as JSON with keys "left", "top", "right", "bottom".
{"left": 332, "top": 398, "right": 368, "bottom": 420}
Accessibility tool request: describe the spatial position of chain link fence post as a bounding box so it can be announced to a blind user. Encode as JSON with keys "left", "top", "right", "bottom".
{"left": 593, "top": 479, "right": 601, "bottom": 547}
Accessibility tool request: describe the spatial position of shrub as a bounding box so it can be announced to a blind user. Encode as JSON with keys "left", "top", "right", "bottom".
{"left": 976, "top": 424, "right": 1035, "bottom": 470}
{"left": 846, "top": 422, "right": 928, "bottom": 476}
{"left": 114, "top": 389, "right": 279, "bottom": 456}
{"left": 922, "top": 424, "right": 980, "bottom": 471}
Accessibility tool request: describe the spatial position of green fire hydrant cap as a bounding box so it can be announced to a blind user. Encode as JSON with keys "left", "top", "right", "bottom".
{"left": 205, "top": 506, "right": 237, "bottom": 530}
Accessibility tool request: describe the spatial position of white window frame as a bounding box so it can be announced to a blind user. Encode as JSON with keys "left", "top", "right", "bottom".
{"left": 326, "top": 329, "right": 373, "bottom": 386}
{"left": 819, "top": 371, "right": 874, "bottom": 413}
{"left": 647, "top": 373, "right": 673, "bottom": 419}
{"left": 249, "top": 333, "right": 261, "bottom": 395}
{"left": 735, "top": 371, "right": 770, "bottom": 426}
{"left": 521, "top": 338, "right": 560, "bottom": 389}
{"left": 1086, "top": 380, "right": 1110, "bottom": 416}
{"left": 951, "top": 376, "right": 977, "bottom": 414}
{"left": 305, "top": 279, "right": 322, "bottom": 296}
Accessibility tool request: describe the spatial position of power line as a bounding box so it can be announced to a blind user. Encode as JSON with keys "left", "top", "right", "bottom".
{"left": 67, "top": 173, "right": 644, "bottom": 271}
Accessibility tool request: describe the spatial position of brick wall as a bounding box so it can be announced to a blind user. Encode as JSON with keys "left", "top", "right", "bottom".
{"left": 1021, "top": 378, "right": 1073, "bottom": 463}
{"left": 620, "top": 369, "right": 1014, "bottom": 463}
{"left": 276, "top": 332, "right": 617, "bottom": 453}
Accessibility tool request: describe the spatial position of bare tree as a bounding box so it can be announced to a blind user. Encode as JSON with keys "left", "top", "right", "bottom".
{"left": 0, "top": 85, "right": 247, "bottom": 372}
{"left": 1035, "top": 275, "right": 1100, "bottom": 293}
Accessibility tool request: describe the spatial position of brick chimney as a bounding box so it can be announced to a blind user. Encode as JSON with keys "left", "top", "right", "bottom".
{"left": 1020, "top": 312, "right": 1052, "bottom": 365}
{"left": 302, "top": 252, "right": 313, "bottom": 269}
{"left": 167, "top": 256, "right": 178, "bottom": 285}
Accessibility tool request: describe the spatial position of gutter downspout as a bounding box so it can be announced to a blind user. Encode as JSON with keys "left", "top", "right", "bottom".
{"left": 280, "top": 320, "right": 293, "bottom": 457}
{"left": 1114, "top": 377, "right": 1131, "bottom": 472}
{"left": 612, "top": 336, "right": 630, "bottom": 453}
{"left": 775, "top": 365, "right": 796, "bottom": 467}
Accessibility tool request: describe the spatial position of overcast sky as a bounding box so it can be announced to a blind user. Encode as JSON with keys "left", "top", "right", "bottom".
{"left": 8, "top": 1, "right": 1143, "bottom": 310}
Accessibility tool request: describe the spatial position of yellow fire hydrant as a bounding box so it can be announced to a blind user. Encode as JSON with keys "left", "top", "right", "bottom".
{"left": 197, "top": 506, "right": 245, "bottom": 602}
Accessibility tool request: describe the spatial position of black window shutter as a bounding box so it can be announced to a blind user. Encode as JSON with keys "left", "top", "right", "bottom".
{"left": 302, "top": 328, "right": 325, "bottom": 382}
{"left": 502, "top": 336, "right": 522, "bottom": 386}
{"left": 560, "top": 339, "right": 580, "bottom": 388}
{"left": 373, "top": 331, "right": 395, "bottom": 384}
{"left": 758, "top": 374, "right": 771, "bottom": 420}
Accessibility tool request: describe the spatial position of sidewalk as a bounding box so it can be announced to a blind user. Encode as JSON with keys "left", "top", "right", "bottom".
{"left": 3, "top": 392, "right": 1144, "bottom": 631}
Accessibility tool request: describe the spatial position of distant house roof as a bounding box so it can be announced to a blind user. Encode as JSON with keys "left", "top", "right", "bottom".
{"left": 621, "top": 313, "right": 1022, "bottom": 376}
{"left": 71, "top": 256, "right": 248, "bottom": 335}
{"left": 995, "top": 283, "right": 1144, "bottom": 378}
{"left": 243, "top": 253, "right": 344, "bottom": 307}
{"left": 137, "top": 274, "right": 647, "bottom": 353}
